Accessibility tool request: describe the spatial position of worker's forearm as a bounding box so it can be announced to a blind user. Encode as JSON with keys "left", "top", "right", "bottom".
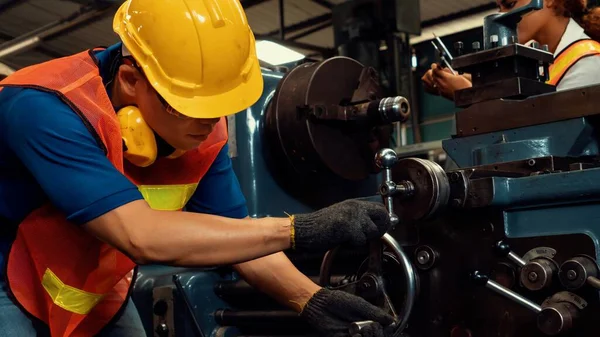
{"left": 136, "top": 211, "right": 292, "bottom": 266}
{"left": 234, "top": 252, "right": 321, "bottom": 312}
{"left": 86, "top": 201, "right": 293, "bottom": 267}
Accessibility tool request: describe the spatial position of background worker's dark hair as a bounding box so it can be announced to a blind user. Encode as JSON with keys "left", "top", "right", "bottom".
{"left": 556, "top": 0, "right": 600, "bottom": 41}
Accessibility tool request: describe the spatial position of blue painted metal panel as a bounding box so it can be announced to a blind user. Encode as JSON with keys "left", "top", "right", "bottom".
{"left": 442, "top": 117, "right": 600, "bottom": 167}
{"left": 132, "top": 265, "right": 239, "bottom": 337}
{"left": 471, "top": 167, "right": 600, "bottom": 261}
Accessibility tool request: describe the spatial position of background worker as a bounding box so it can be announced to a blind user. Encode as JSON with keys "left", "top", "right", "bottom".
{"left": 0, "top": 1, "right": 394, "bottom": 336}
{"left": 422, "top": 0, "right": 600, "bottom": 100}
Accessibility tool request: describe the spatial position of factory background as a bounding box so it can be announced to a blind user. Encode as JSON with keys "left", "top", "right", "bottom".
{"left": 4, "top": 1, "right": 600, "bottom": 337}
{"left": 0, "top": 0, "right": 545, "bottom": 158}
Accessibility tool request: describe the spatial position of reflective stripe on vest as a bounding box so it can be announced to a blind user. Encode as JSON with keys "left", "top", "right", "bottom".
{"left": 548, "top": 39, "right": 600, "bottom": 86}
{"left": 0, "top": 49, "right": 227, "bottom": 337}
{"left": 139, "top": 183, "right": 199, "bottom": 211}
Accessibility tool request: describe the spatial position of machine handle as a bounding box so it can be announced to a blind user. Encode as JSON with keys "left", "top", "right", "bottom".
{"left": 495, "top": 241, "right": 527, "bottom": 268}
{"left": 471, "top": 271, "right": 542, "bottom": 313}
{"left": 375, "top": 149, "right": 400, "bottom": 227}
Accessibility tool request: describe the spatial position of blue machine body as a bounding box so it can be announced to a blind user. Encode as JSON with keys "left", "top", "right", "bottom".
{"left": 442, "top": 115, "right": 600, "bottom": 263}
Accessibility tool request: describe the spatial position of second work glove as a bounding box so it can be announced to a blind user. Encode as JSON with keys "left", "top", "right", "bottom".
{"left": 291, "top": 199, "right": 391, "bottom": 252}
{"left": 300, "top": 288, "right": 395, "bottom": 337}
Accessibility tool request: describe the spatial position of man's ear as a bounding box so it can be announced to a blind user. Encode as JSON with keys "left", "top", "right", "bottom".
{"left": 116, "top": 64, "right": 142, "bottom": 99}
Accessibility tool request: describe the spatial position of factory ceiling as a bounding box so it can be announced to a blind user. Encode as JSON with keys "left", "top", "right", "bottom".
{"left": 0, "top": 0, "right": 496, "bottom": 71}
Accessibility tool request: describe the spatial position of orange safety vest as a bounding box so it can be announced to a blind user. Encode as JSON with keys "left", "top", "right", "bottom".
{"left": 0, "top": 49, "right": 228, "bottom": 337}
{"left": 548, "top": 39, "right": 600, "bottom": 86}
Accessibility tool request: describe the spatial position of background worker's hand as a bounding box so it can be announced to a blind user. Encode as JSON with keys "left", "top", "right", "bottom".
{"left": 291, "top": 199, "right": 390, "bottom": 252}
{"left": 422, "top": 63, "right": 472, "bottom": 101}
{"left": 300, "top": 288, "right": 395, "bottom": 337}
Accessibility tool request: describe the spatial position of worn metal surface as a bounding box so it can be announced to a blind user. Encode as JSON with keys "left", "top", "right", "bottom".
{"left": 454, "top": 77, "right": 555, "bottom": 108}
{"left": 453, "top": 84, "right": 600, "bottom": 137}
{"left": 443, "top": 118, "right": 600, "bottom": 168}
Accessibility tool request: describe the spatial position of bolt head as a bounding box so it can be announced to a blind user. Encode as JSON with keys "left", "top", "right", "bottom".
{"left": 417, "top": 251, "right": 431, "bottom": 265}
{"left": 375, "top": 148, "right": 397, "bottom": 169}
{"left": 528, "top": 271, "right": 539, "bottom": 282}
{"left": 567, "top": 270, "right": 577, "bottom": 281}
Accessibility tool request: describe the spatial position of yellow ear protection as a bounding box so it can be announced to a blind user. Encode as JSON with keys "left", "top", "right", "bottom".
{"left": 117, "top": 106, "right": 185, "bottom": 167}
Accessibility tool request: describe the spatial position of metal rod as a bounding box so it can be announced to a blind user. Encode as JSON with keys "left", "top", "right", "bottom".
{"left": 173, "top": 275, "right": 206, "bottom": 337}
{"left": 0, "top": 4, "right": 114, "bottom": 59}
{"left": 279, "top": 0, "right": 285, "bottom": 40}
{"left": 587, "top": 276, "right": 600, "bottom": 289}
{"left": 486, "top": 279, "right": 542, "bottom": 313}
{"left": 508, "top": 251, "right": 527, "bottom": 268}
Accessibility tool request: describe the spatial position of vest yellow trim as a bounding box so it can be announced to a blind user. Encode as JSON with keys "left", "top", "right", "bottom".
{"left": 138, "top": 183, "right": 199, "bottom": 211}
{"left": 39, "top": 183, "right": 198, "bottom": 315}
{"left": 42, "top": 268, "right": 104, "bottom": 315}
{"left": 548, "top": 40, "right": 600, "bottom": 85}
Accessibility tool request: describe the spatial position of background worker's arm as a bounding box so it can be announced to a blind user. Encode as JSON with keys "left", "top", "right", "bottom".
{"left": 1, "top": 90, "right": 390, "bottom": 267}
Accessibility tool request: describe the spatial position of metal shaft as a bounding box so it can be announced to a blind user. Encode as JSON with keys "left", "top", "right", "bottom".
{"left": 486, "top": 279, "right": 542, "bottom": 313}
{"left": 587, "top": 276, "right": 600, "bottom": 289}
{"left": 508, "top": 251, "right": 527, "bottom": 268}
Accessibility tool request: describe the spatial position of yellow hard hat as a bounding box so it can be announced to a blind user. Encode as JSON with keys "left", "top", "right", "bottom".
{"left": 113, "top": 0, "right": 263, "bottom": 119}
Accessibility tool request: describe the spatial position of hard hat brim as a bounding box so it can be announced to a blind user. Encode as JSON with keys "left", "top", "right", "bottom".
{"left": 156, "top": 60, "right": 264, "bottom": 119}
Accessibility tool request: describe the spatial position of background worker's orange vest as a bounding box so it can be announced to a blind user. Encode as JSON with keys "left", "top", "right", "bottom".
{"left": 0, "top": 49, "right": 228, "bottom": 337}
{"left": 548, "top": 39, "right": 600, "bottom": 86}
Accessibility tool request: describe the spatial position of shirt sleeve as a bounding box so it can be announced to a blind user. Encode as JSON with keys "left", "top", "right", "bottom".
{"left": 0, "top": 87, "right": 143, "bottom": 225}
{"left": 556, "top": 55, "right": 600, "bottom": 91}
{"left": 185, "top": 143, "right": 249, "bottom": 219}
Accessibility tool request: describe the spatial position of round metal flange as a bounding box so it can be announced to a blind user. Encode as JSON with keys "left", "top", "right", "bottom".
{"left": 391, "top": 158, "right": 450, "bottom": 222}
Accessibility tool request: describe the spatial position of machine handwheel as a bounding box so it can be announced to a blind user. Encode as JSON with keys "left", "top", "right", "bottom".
{"left": 319, "top": 233, "right": 418, "bottom": 334}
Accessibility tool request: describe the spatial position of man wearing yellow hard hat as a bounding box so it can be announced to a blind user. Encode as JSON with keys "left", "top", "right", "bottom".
{"left": 0, "top": 1, "right": 395, "bottom": 336}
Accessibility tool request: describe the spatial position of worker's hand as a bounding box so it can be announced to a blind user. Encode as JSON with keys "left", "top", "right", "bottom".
{"left": 291, "top": 200, "right": 390, "bottom": 251}
{"left": 430, "top": 63, "right": 472, "bottom": 101}
{"left": 421, "top": 67, "right": 440, "bottom": 96}
{"left": 421, "top": 63, "right": 472, "bottom": 101}
{"left": 300, "top": 288, "right": 395, "bottom": 337}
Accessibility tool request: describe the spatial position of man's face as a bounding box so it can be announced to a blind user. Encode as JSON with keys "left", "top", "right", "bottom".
{"left": 133, "top": 78, "right": 219, "bottom": 151}
{"left": 497, "top": 0, "right": 554, "bottom": 44}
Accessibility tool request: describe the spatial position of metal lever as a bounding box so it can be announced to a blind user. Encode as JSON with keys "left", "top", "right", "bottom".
{"left": 495, "top": 241, "right": 527, "bottom": 268}
{"left": 375, "top": 149, "right": 411, "bottom": 227}
{"left": 472, "top": 271, "right": 542, "bottom": 313}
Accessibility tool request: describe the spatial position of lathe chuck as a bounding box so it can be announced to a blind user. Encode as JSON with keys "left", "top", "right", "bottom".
{"left": 265, "top": 56, "right": 394, "bottom": 181}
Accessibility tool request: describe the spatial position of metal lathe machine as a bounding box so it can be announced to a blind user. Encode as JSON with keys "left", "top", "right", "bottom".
{"left": 131, "top": 1, "right": 600, "bottom": 336}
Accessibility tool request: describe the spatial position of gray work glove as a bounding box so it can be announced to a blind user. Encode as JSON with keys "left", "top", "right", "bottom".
{"left": 300, "top": 288, "right": 395, "bottom": 337}
{"left": 291, "top": 199, "right": 391, "bottom": 252}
